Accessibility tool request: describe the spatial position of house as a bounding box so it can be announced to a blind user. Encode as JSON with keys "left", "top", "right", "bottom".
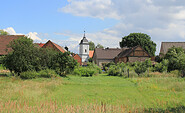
{"left": 93, "top": 48, "right": 122, "bottom": 66}
{"left": 160, "top": 42, "right": 185, "bottom": 57}
{"left": 0, "top": 35, "right": 25, "bottom": 56}
{"left": 72, "top": 54, "right": 82, "bottom": 65}
{"left": 115, "top": 45, "right": 153, "bottom": 63}
{"left": 42, "top": 40, "right": 67, "bottom": 53}
{"left": 93, "top": 46, "right": 154, "bottom": 66}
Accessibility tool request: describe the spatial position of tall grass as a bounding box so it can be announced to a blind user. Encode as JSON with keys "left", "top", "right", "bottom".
{"left": 0, "top": 75, "right": 185, "bottom": 112}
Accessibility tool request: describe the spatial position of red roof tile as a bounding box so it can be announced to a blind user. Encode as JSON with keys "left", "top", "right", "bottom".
{"left": 89, "top": 50, "right": 94, "bottom": 58}
{"left": 42, "top": 40, "right": 67, "bottom": 53}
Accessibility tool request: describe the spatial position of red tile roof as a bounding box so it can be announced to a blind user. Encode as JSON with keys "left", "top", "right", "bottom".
{"left": 89, "top": 50, "right": 94, "bottom": 58}
{"left": 0, "top": 35, "right": 25, "bottom": 55}
{"left": 35, "top": 43, "right": 45, "bottom": 47}
{"left": 42, "top": 40, "right": 67, "bottom": 53}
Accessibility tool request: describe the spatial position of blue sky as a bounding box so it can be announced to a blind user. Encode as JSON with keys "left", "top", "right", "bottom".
{"left": 1, "top": 0, "right": 185, "bottom": 54}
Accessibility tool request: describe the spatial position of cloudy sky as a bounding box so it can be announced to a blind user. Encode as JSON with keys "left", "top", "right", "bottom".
{"left": 1, "top": 0, "right": 185, "bottom": 55}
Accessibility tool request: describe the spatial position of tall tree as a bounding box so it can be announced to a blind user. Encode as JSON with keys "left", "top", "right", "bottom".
{"left": 89, "top": 41, "right": 95, "bottom": 50}
{"left": 120, "top": 33, "right": 156, "bottom": 56}
{"left": 96, "top": 43, "right": 104, "bottom": 49}
{"left": 0, "top": 30, "right": 9, "bottom": 35}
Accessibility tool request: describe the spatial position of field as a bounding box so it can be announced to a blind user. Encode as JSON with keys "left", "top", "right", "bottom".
{"left": 0, "top": 72, "right": 185, "bottom": 112}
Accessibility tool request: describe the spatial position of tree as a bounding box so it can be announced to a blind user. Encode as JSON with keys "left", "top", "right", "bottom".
{"left": 164, "top": 46, "right": 185, "bottom": 72}
{"left": 3, "top": 36, "right": 39, "bottom": 75}
{"left": 96, "top": 43, "right": 104, "bottom": 49}
{"left": 0, "top": 30, "right": 9, "bottom": 35}
{"left": 120, "top": 33, "right": 156, "bottom": 56}
{"left": 51, "top": 52, "right": 77, "bottom": 76}
{"left": 3, "top": 36, "right": 78, "bottom": 76}
{"left": 89, "top": 41, "right": 95, "bottom": 50}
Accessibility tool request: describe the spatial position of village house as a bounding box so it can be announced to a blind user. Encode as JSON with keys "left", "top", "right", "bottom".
{"left": 115, "top": 45, "right": 154, "bottom": 63}
{"left": 93, "top": 48, "right": 122, "bottom": 66}
{"left": 42, "top": 40, "right": 67, "bottom": 53}
{"left": 93, "top": 46, "right": 154, "bottom": 66}
{"left": 0, "top": 35, "right": 25, "bottom": 56}
{"left": 160, "top": 42, "right": 185, "bottom": 57}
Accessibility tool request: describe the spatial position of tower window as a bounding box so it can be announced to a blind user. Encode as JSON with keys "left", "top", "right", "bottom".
{"left": 85, "top": 49, "right": 87, "bottom": 53}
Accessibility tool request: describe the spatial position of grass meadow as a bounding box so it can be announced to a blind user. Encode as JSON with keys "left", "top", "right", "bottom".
{"left": 0, "top": 71, "right": 185, "bottom": 112}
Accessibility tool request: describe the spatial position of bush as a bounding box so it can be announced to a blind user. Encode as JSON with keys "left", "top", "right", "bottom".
{"left": 74, "top": 67, "right": 96, "bottom": 77}
{"left": 38, "top": 69, "right": 58, "bottom": 78}
{"left": 153, "top": 59, "right": 168, "bottom": 72}
{"left": 20, "top": 71, "right": 38, "bottom": 79}
{"left": 134, "top": 61, "right": 147, "bottom": 76}
{"left": 108, "top": 62, "right": 126, "bottom": 77}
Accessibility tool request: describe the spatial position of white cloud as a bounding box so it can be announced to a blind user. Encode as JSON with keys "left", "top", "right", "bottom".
{"left": 59, "top": 0, "right": 185, "bottom": 55}
{"left": 3, "top": 27, "right": 42, "bottom": 41}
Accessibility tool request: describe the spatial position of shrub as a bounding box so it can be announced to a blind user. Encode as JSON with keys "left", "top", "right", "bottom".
{"left": 153, "top": 59, "right": 168, "bottom": 72}
{"left": 134, "top": 61, "right": 147, "bottom": 76}
{"left": 20, "top": 71, "right": 38, "bottom": 79}
{"left": 38, "top": 69, "right": 58, "bottom": 78}
{"left": 74, "top": 67, "right": 96, "bottom": 77}
{"left": 108, "top": 62, "right": 126, "bottom": 77}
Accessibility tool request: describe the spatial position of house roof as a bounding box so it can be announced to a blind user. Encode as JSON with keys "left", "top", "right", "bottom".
{"left": 35, "top": 43, "right": 45, "bottom": 47}
{"left": 117, "top": 45, "right": 150, "bottom": 58}
{"left": 94, "top": 48, "right": 122, "bottom": 59}
{"left": 42, "top": 40, "right": 67, "bottom": 53}
{"left": 160, "top": 42, "right": 185, "bottom": 55}
{"left": 89, "top": 50, "right": 94, "bottom": 58}
{"left": 0, "top": 35, "right": 25, "bottom": 55}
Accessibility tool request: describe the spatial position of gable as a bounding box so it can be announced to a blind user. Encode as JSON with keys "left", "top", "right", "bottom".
{"left": 42, "top": 40, "right": 66, "bottom": 53}
{"left": 117, "top": 46, "right": 150, "bottom": 58}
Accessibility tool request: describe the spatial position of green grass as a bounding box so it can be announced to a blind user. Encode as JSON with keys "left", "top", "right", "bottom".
{"left": 0, "top": 74, "right": 185, "bottom": 112}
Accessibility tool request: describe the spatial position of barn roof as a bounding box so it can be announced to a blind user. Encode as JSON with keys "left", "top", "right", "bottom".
{"left": 0, "top": 35, "right": 25, "bottom": 55}
{"left": 160, "top": 42, "right": 185, "bottom": 55}
{"left": 94, "top": 48, "right": 122, "bottom": 59}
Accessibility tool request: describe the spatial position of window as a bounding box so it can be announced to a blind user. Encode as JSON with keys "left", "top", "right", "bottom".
{"left": 85, "top": 49, "right": 87, "bottom": 53}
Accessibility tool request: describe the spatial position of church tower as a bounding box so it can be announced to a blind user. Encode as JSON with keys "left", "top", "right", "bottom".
{"left": 79, "top": 31, "right": 89, "bottom": 63}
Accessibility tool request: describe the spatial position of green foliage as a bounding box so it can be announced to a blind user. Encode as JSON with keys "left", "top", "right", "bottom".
{"left": 153, "top": 59, "right": 169, "bottom": 73}
{"left": 96, "top": 43, "right": 104, "bottom": 49}
{"left": 74, "top": 62, "right": 102, "bottom": 77}
{"left": 0, "top": 30, "right": 9, "bottom": 35}
{"left": 164, "top": 47, "right": 185, "bottom": 77}
{"left": 134, "top": 61, "right": 147, "bottom": 76}
{"left": 89, "top": 41, "right": 95, "bottom": 50}
{"left": 108, "top": 62, "right": 126, "bottom": 77}
{"left": 2, "top": 36, "right": 39, "bottom": 74}
{"left": 38, "top": 69, "right": 58, "bottom": 78}
{"left": 102, "top": 62, "right": 115, "bottom": 72}
{"left": 20, "top": 71, "right": 38, "bottom": 79}
{"left": 2, "top": 37, "right": 77, "bottom": 76}
{"left": 144, "top": 58, "right": 152, "bottom": 67}
{"left": 119, "top": 33, "right": 156, "bottom": 56}
{"left": 51, "top": 52, "right": 77, "bottom": 76}
{"left": 74, "top": 67, "right": 95, "bottom": 77}
{"left": 88, "top": 58, "right": 93, "bottom": 62}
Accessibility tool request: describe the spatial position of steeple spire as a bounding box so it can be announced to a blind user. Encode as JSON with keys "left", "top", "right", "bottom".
{"left": 83, "top": 30, "right": 86, "bottom": 38}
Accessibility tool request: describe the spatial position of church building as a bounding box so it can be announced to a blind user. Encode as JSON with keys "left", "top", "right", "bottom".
{"left": 79, "top": 31, "right": 89, "bottom": 64}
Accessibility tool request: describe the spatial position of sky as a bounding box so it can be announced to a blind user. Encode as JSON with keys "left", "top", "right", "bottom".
{"left": 1, "top": 0, "right": 185, "bottom": 55}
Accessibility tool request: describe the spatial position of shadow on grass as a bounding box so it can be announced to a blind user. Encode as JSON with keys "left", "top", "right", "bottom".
{"left": 0, "top": 73, "right": 8, "bottom": 77}
{"left": 145, "top": 106, "right": 185, "bottom": 113}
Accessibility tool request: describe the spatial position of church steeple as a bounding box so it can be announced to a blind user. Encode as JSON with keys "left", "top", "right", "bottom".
{"left": 83, "top": 31, "right": 86, "bottom": 38}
